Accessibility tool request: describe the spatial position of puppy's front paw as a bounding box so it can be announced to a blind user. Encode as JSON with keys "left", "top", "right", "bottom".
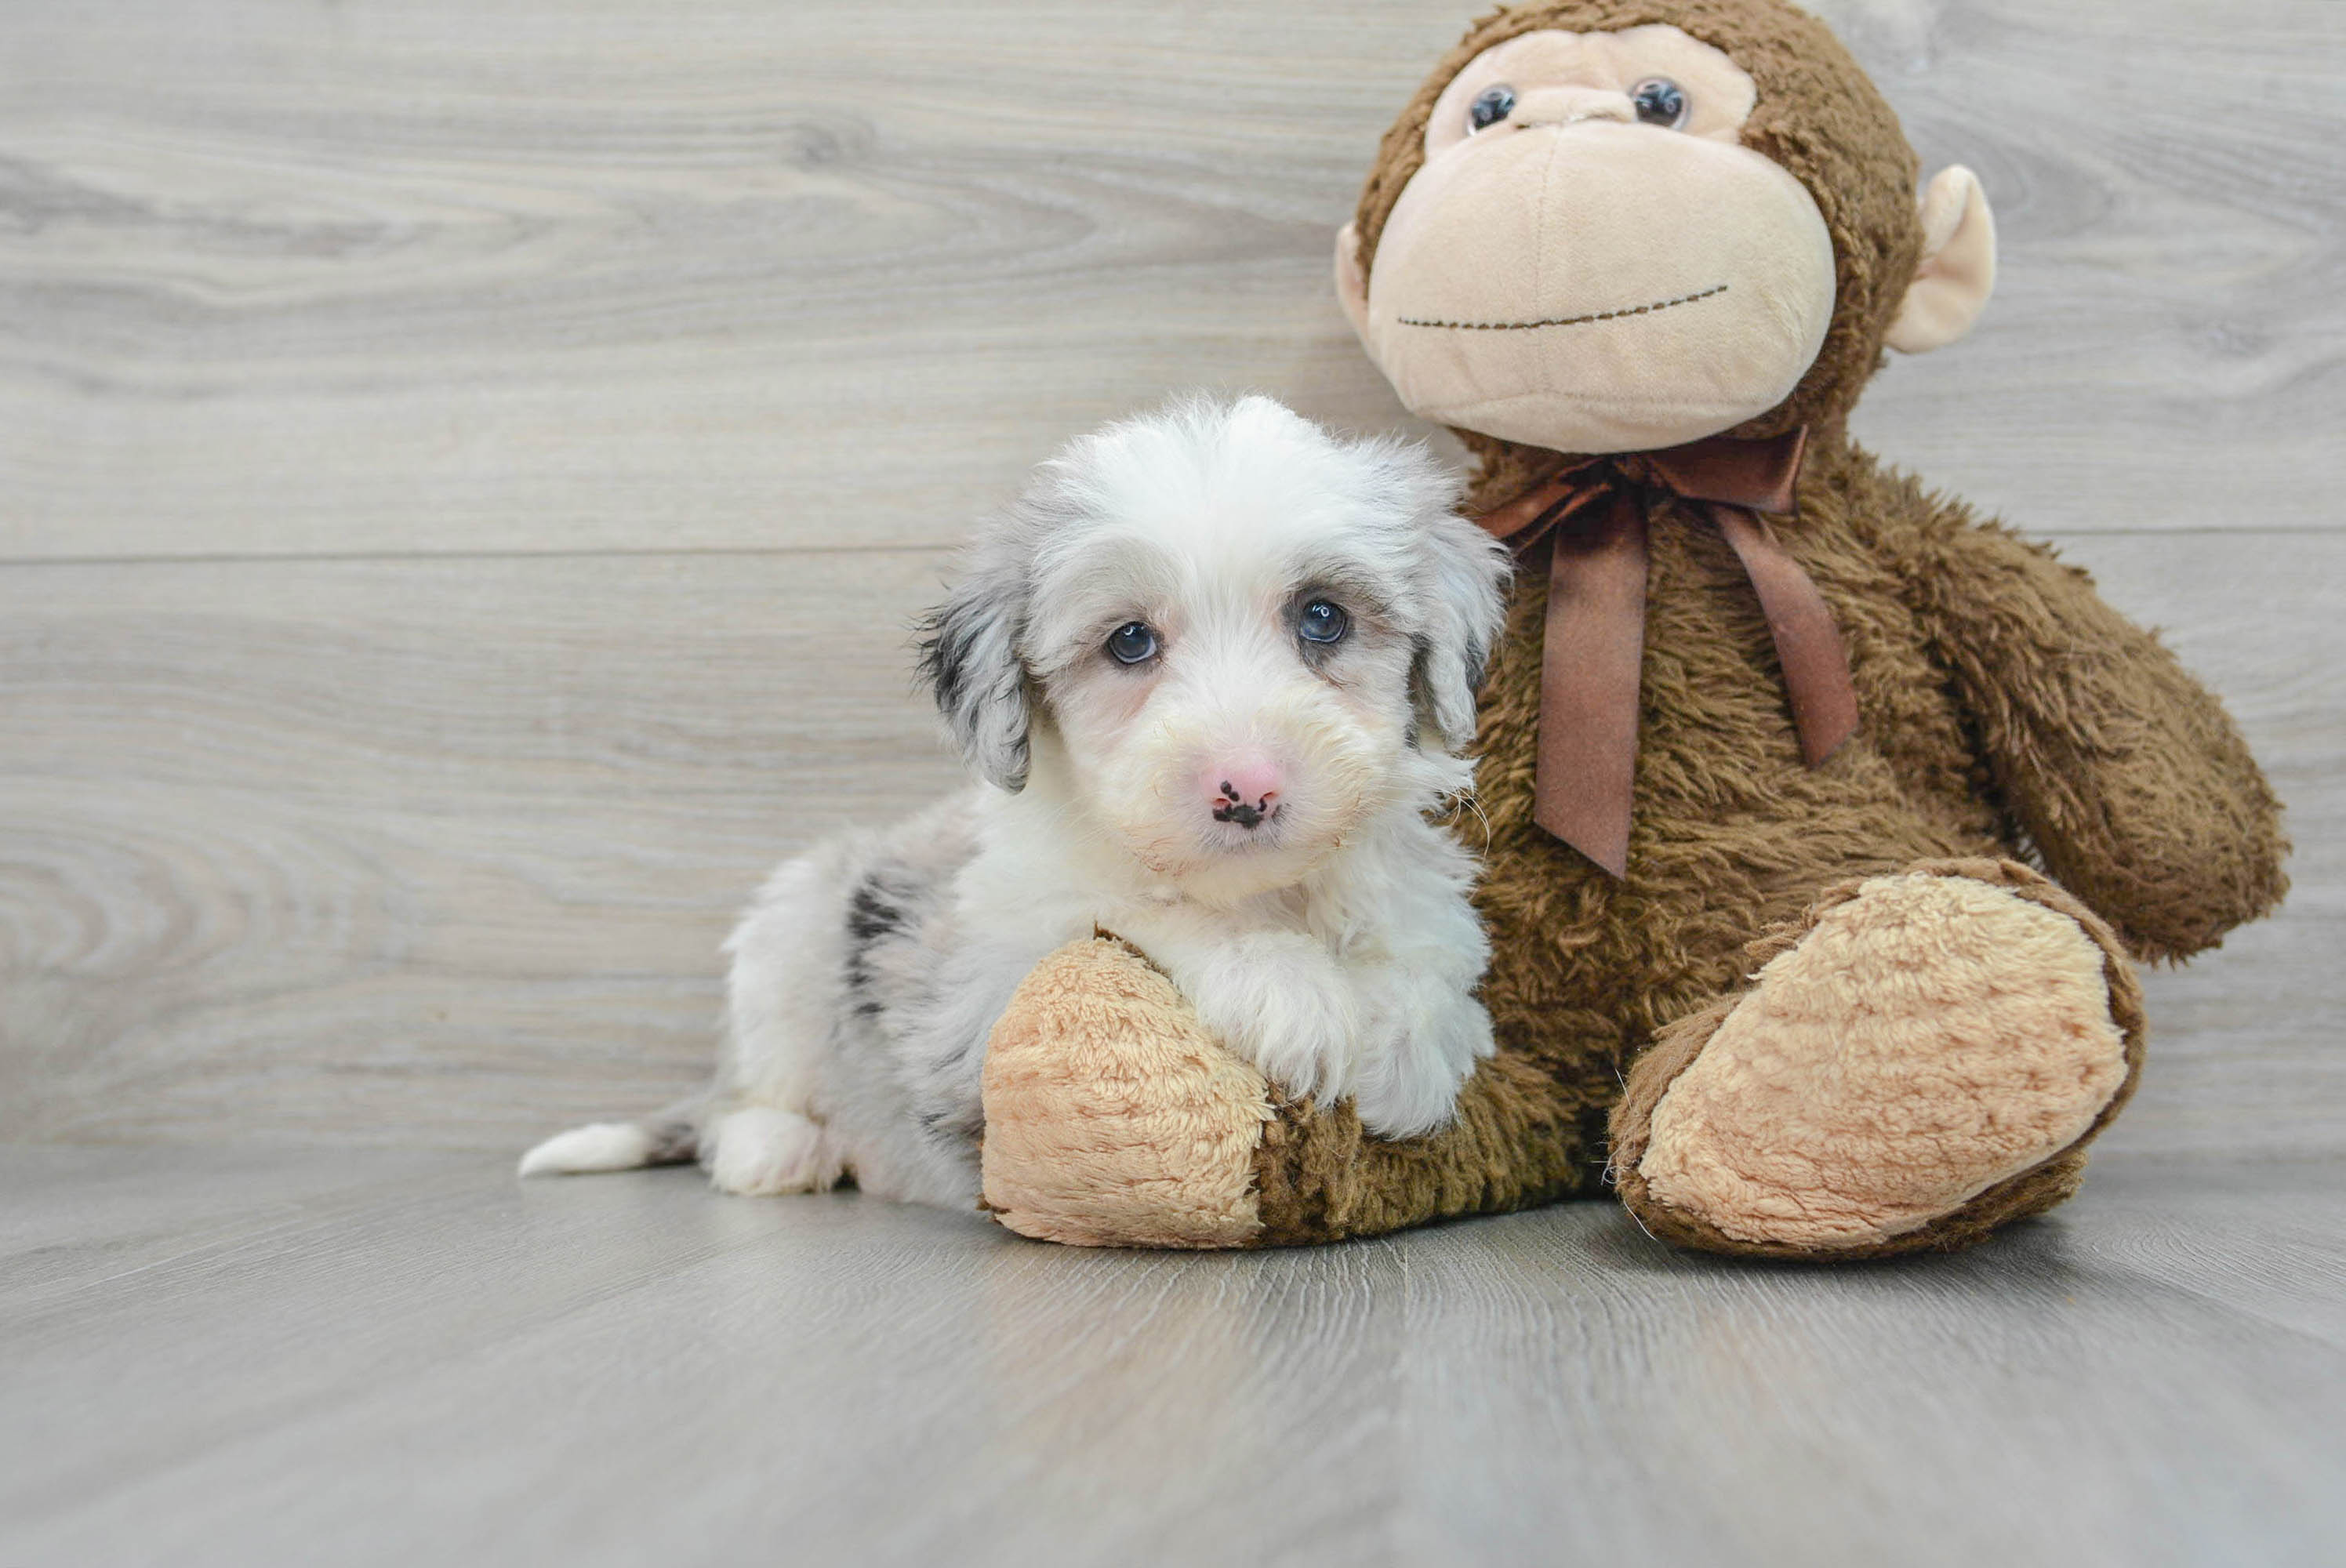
{"left": 1171, "top": 937, "right": 1358, "bottom": 1107}
{"left": 1346, "top": 980, "right": 1494, "bottom": 1139}
{"left": 705, "top": 1106, "right": 844, "bottom": 1196}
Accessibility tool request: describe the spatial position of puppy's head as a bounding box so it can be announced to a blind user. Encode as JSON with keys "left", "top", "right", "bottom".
{"left": 921, "top": 396, "right": 1509, "bottom": 902}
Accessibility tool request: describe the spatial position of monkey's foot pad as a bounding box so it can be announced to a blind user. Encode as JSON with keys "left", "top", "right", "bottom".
{"left": 981, "top": 935, "right": 1275, "bottom": 1248}
{"left": 1613, "top": 862, "right": 2143, "bottom": 1258}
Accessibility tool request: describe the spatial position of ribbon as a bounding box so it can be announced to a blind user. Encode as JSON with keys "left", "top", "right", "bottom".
{"left": 1474, "top": 427, "right": 1858, "bottom": 878}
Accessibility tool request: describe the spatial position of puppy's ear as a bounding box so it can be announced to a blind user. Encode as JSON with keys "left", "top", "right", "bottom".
{"left": 1349, "top": 434, "right": 1506, "bottom": 753}
{"left": 1409, "top": 509, "right": 1511, "bottom": 753}
{"left": 917, "top": 552, "right": 1031, "bottom": 793}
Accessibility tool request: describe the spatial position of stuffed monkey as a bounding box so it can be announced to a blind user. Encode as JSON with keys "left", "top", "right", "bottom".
{"left": 975, "top": 0, "right": 2287, "bottom": 1258}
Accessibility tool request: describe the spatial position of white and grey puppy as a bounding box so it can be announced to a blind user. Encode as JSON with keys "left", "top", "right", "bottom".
{"left": 521, "top": 396, "right": 1510, "bottom": 1208}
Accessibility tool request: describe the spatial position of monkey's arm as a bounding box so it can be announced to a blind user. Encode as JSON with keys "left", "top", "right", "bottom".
{"left": 1898, "top": 503, "right": 2286, "bottom": 963}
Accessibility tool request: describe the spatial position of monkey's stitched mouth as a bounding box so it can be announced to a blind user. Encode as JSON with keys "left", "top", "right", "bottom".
{"left": 1398, "top": 282, "right": 1729, "bottom": 331}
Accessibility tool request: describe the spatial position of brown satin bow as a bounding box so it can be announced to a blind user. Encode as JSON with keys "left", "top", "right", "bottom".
{"left": 1475, "top": 427, "right": 1859, "bottom": 879}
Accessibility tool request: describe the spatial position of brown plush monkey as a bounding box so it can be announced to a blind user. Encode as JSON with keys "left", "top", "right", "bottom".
{"left": 975, "top": 0, "right": 2288, "bottom": 1258}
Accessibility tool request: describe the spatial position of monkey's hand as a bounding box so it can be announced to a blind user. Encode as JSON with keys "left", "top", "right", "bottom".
{"left": 977, "top": 935, "right": 1276, "bottom": 1248}
{"left": 1908, "top": 510, "right": 2286, "bottom": 961}
{"left": 975, "top": 935, "right": 1576, "bottom": 1249}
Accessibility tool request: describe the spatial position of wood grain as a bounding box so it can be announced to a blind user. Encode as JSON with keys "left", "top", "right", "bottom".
{"left": 2, "top": 1145, "right": 2341, "bottom": 1566}
{"left": 0, "top": 550, "right": 961, "bottom": 1145}
{"left": 2, "top": 6, "right": 2338, "bottom": 1561}
{"left": 0, "top": 0, "right": 2340, "bottom": 1160}
{"left": 1, "top": 0, "right": 2340, "bottom": 561}
{"left": 0, "top": 534, "right": 2334, "bottom": 1156}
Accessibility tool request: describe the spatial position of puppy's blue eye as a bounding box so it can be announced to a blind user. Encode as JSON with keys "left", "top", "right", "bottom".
{"left": 1468, "top": 85, "right": 1516, "bottom": 134}
{"left": 1106, "top": 621, "right": 1158, "bottom": 665}
{"left": 1298, "top": 600, "right": 1349, "bottom": 646}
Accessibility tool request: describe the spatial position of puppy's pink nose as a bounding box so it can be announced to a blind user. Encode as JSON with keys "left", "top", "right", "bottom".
{"left": 1206, "top": 758, "right": 1283, "bottom": 829}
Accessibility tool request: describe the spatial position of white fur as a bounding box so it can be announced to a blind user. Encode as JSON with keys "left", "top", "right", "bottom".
{"left": 521, "top": 396, "right": 1512, "bottom": 1209}
{"left": 704, "top": 1107, "right": 842, "bottom": 1196}
{"left": 517, "top": 1122, "right": 659, "bottom": 1177}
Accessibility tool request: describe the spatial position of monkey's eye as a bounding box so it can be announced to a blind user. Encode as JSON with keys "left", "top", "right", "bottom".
{"left": 1467, "top": 85, "right": 1516, "bottom": 134}
{"left": 1631, "top": 78, "right": 1690, "bottom": 129}
{"left": 1298, "top": 600, "right": 1349, "bottom": 646}
{"left": 1106, "top": 621, "right": 1159, "bottom": 665}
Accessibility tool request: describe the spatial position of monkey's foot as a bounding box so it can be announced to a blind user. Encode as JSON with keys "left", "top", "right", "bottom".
{"left": 1611, "top": 860, "right": 2144, "bottom": 1259}
{"left": 980, "top": 935, "right": 1274, "bottom": 1248}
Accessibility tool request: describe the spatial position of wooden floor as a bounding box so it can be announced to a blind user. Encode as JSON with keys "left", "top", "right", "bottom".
{"left": 3, "top": 1, "right": 2344, "bottom": 1563}
{"left": 4, "top": 1144, "right": 2344, "bottom": 1567}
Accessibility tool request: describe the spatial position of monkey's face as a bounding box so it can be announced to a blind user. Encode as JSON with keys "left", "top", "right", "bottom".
{"left": 1339, "top": 25, "right": 1838, "bottom": 454}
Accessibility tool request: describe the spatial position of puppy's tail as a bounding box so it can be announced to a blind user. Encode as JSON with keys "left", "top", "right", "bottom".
{"left": 518, "top": 1105, "right": 699, "bottom": 1178}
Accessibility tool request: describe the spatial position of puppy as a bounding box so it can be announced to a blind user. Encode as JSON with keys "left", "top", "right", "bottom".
{"left": 521, "top": 396, "right": 1510, "bottom": 1208}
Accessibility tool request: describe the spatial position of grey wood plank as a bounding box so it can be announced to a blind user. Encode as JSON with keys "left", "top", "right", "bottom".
{"left": 2, "top": 4, "right": 2337, "bottom": 1559}
{"left": 1397, "top": 1167, "right": 2346, "bottom": 1566}
{"left": 2, "top": 1145, "right": 2341, "bottom": 1567}
{"left": 0, "top": 549, "right": 962, "bottom": 1145}
{"left": 2, "top": 531, "right": 2336, "bottom": 1154}
{"left": 2105, "top": 915, "right": 2346, "bottom": 1162}
{"left": 2, "top": 0, "right": 2339, "bottom": 561}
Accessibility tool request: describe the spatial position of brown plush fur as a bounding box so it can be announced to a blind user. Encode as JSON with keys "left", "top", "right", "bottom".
{"left": 971, "top": 0, "right": 2288, "bottom": 1256}
{"left": 1234, "top": 0, "right": 2287, "bottom": 1253}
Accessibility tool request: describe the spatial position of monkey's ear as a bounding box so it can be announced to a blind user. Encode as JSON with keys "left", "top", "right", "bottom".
{"left": 1887, "top": 166, "right": 1997, "bottom": 354}
{"left": 1333, "top": 223, "right": 1371, "bottom": 345}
